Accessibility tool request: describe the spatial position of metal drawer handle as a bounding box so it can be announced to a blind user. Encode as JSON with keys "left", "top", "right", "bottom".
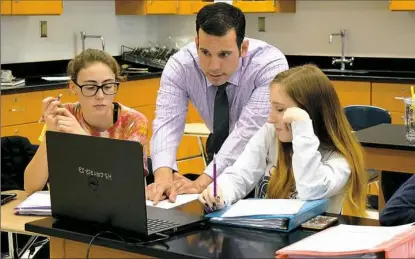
{"left": 9, "top": 108, "right": 26, "bottom": 112}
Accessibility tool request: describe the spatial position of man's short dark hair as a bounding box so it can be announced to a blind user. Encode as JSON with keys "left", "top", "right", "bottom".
{"left": 196, "top": 3, "right": 246, "bottom": 49}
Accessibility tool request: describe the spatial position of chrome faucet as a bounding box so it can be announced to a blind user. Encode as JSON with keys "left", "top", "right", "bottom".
{"left": 81, "top": 31, "right": 105, "bottom": 51}
{"left": 329, "top": 29, "right": 353, "bottom": 70}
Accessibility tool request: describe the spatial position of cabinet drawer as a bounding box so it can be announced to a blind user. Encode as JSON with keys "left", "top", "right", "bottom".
{"left": 372, "top": 83, "right": 412, "bottom": 113}
{"left": 1, "top": 123, "right": 44, "bottom": 144}
{"left": 331, "top": 81, "right": 371, "bottom": 107}
{"left": 43, "top": 88, "right": 78, "bottom": 104}
{"left": 115, "top": 78, "right": 160, "bottom": 108}
{"left": 1, "top": 92, "right": 43, "bottom": 126}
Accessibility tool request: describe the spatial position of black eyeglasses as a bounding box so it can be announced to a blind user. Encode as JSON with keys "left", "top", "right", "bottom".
{"left": 72, "top": 80, "right": 120, "bottom": 97}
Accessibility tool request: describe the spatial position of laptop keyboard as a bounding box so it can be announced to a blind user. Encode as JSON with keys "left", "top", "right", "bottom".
{"left": 147, "top": 218, "right": 180, "bottom": 232}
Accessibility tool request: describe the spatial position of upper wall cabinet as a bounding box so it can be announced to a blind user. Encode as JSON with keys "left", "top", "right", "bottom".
{"left": 115, "top": 0, "right": 295, "bottom": 15}
{"left": 233, "top": 0, "right": 295, "bottom": 13}
{"left": 1, "top": 0, "right": 12, "bottom": 15}
{"left": 115, "top": 0, "right": 178, "bottom": 15}
{"left": 177, "top": 0, "right": 213, "bottom": 15}
{"left": 1, "top": 0, "right": 62, "bottom": 15}
{"left": 389, "top": 0, "right": 415, "bottom": 10}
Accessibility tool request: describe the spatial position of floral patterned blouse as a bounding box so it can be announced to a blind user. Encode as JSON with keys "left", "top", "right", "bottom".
{"left": 39, "top": 102, "right": 149, "bottom": 176}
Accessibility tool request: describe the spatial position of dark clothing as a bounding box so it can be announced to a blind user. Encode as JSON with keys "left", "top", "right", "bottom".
{"left": 380, "top": 174, "right": 415, "bottom": 226}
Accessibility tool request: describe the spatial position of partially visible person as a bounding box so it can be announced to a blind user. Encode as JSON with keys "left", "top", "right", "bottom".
{"left": 380, "top": 174, "right": 415, "bottom": 226}
{"left": 199, "top": 64, "right": 368, "bottom": 216}
{"left": 24, "top": 49, "right": 148, "bottom": 195}
{"left": 147, "top": 2, "right": 288, "bottom": 205}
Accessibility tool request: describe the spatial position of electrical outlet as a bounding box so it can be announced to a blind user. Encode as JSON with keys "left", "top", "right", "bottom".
{"left": 40, "top": 21, "right": 47, "bottom": 38}
{"left": 258, "top": 17, "right": 265, "bottom": 32}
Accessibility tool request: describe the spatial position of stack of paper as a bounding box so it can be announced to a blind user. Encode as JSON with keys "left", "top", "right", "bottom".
{"left": 1, "top": 78, "right": 25, "bottom": 87}
{"left": 221, "top": 199, "right": 305, "bottom": 217}
{"left": 14, "top": 191, "right": 51, "bottom": 216}
{"left": 146, "top": 194, "right": 199, "bottom": 209}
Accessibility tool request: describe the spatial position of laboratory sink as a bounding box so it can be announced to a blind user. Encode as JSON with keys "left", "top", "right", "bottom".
{"left": 322, "top": 69, "right": 415, "bottom": 79}
{"left": 321, "top": 69, "right": 369, "bottom": 74}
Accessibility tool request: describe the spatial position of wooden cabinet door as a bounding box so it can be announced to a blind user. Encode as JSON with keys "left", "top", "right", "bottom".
{"left": 146, "top": 0, "right": 177, "bottom": 14}
{"left": 115, "top": 78, "right": 160, "bottom": 108}
{"left": 1, "top": 0, "right": 12, "bottom": 15}
{"left": 1, "top": 123, "right": 44, "bottom": 145}
{"left": 233, "top": 0, "right": 295, "bottom": 13}
{"left": 371, "top": 83, "right": 412, "bottom": 113}
{"left": 177, "top": 0, "right": 212, "bottom": 15}
{"left": 1, "top": 92, "right": 44, "bottom": 127}
{"left": 389, "top": 0, "right": 415, "bottom": 10}
{"left": 331, "top": 81, "right": 371, "bottom": 107}
{"left": 11, "top": 0, "right": 62, "bottom": 15}
{"left": 390, "top": 112, "right": 405, "bottom": 125}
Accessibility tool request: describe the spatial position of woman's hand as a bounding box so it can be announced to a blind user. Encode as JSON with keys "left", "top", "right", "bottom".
{"left": 42, "top": 96, "right": 62, "bottom": 132}
{"left": 282, "top": 107, "right": 310, "bottom": 125}
{"left": 55, "top": 108, "right": 89, "bottom": 136}
{"left": 199, "top": 185, "right": 225, "bottom": 212}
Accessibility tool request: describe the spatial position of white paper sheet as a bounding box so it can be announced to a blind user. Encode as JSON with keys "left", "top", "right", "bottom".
{"left": 146, "top": 194, "right": 199, "bottom": 209}
{"left": 281, "top": 224, "right": 414, "bottom": 253}
{"left": 16, "top": 191, "right": 51, "bottom": 209}
{"left": 221, "top": 199, "right": 305, "bottom": 218}
{"left": 41, "top": 76, "right": 70, "bottom": 81}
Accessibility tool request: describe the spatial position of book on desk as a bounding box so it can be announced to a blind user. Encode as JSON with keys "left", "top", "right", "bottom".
{"left": 204, "top": 198, "right": 329, "bottom": 232}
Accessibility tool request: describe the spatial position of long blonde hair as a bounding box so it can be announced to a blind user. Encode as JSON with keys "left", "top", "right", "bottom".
{"left": 266, "top": 64, "right": 367, "bottom": 217}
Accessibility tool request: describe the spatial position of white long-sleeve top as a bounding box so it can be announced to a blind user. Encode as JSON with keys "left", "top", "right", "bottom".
{"left": 212, "top": 120, "right": 352, "bottom": 214}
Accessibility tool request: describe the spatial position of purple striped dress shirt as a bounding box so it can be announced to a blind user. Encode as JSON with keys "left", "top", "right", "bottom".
{"left": 150, "top": 38, "right": 289, "bottom": 178}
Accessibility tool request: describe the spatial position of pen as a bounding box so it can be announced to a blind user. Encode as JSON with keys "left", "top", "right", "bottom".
{"left": 213, "top": 153, "right": 217, "bottom": 198}
{"left": 411, "top": 86, "right": 415, "bottom": 119}
{"left": 38, "top": 93, "right": 62, "bottom": 123}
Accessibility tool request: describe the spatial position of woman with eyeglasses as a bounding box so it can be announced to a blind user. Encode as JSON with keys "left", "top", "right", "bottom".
{"left": 24, "top": 49, "right": 149, "bottom": 194}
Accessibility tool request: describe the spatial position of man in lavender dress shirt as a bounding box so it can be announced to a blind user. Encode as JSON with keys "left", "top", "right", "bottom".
{"left": 147, "top": 3, "right": 288, "bottom": 204}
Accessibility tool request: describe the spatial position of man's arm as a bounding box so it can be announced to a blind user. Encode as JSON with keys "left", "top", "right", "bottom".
{"left": 380, "top": 174, "right": 415, "bottom": 226}
{"left": 150, "top": 56, "right": 189, "bottom": 181}
{"left": 201, "top": 57, "right": 289, "bottom": 184}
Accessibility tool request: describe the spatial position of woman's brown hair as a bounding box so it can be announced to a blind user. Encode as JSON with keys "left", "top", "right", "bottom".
{"left": 266, "top": 64, "right": 367, "bottom": 217}
{"left": 67, "top": 48, "right": 125, "bottom": 82}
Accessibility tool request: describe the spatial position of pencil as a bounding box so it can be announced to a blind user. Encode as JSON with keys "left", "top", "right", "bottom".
{"left": 213, "top": 153, "right": 217, "bottom": 198}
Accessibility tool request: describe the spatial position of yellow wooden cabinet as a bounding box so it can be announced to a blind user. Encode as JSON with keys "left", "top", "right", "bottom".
{"left": 389, "top": 0, "right": 415, "bottom": 11}
{"left": 10, "top": 0, "right": 62, "bottom": 15}
{"left": 2, "top": 123, "right": 44, "bottom": 145}
{"left": 1, "top": 0, "right": 12, "bottom": 15}
{"left": 1, "top": 91, "right": 43, "bottom": 127}
{"left": 233, "top": 0, "right": 295, "bottom": 13}
{"left": 115, "top": 0, "right": 178, "bottom": 15}
{"left": 115, "top": 0, "right": 295, "bottom": 15}
{"left": 331, "top": 81, "right": 371, "bottom": 107}
{"left": 371, "top": 82, "right": 412, "bottom": 125}
{"left": 115, "top": 78, "right": 160, "bottom": 108}
{"left": 177, "top": 0, "right": 213, "bottom": 15}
